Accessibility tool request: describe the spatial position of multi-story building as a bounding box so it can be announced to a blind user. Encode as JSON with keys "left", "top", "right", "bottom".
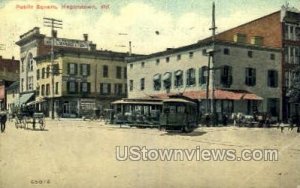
{"left": 128, "top": 40, "right": 282, "bottom": 119}
{"left": 128, "top": 5, "right": 300, "bottom": 120}
{"left": 0, "top": 56, "right": 19, "bottom": 110}
{"left": 15, "top": 27, "right": 94, "bottom": 107}
{"left": 6, "top": 81, "right": 20, "bottom": 114}
{"left": 211, "top": 5, "right": 300, "bottom": 119}
{"left": 35, "top": 49, "right": 130, "bottom": 118}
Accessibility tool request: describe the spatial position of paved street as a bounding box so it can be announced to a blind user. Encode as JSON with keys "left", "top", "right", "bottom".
{"left": 0, "top": 120, "right": 300, "bottom": 188}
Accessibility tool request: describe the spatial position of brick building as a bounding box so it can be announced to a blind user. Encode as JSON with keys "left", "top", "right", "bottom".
{"left": 0, "top": 56, "right": 19, "bottom": 110}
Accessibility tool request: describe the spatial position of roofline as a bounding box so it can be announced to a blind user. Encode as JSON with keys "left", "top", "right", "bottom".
{"left": 210, "top": 10, "right": 280, "bottom": 40}
{"left": 129, "top": 39, "right": 281, "bottom": 62}
{"left": 34, "top": 48, "right": 144, "bottom": 62}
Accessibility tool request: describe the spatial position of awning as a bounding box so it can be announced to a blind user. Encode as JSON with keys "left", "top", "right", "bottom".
{"left": 26, "top": 99, "right": 46, "bottom": 106}
{"left": 163, "top": 72, "right": 171, "bottom": 80}
{"left": 175, "top": 70, "right": 183, "bottom": 76}
{"left": 14, "top": 92, "right": 35, "bottom": 106}
{"left": 149, "top": 89, "right": 263, "bottom": 101}
{"left": 153, "top": 74, "right": 161, "bottom": 80}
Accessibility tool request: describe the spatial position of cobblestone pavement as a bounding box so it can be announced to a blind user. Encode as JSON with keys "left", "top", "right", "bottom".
{"left": 0, "top": 119, "right": 299, "bottom": 188}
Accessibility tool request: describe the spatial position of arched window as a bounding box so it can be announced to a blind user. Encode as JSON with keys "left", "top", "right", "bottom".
{"left": 174, "top": 70, "right": 183, "bottom": 88}
{"left": 153, "top": 74, "right": 161, "bottom": 91}
{"left": 163, "top": 72, "right": 172, "bottom": 90}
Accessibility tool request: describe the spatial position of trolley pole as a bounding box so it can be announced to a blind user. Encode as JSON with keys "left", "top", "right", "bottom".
{"left": 43, "top": 18, "right": 62, "bottom": 119}
{"left": 209, "top": 2, "right": 217, "bottom": 125}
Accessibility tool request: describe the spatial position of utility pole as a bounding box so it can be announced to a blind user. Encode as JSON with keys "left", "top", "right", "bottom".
{"left": 209, "top": 2, "right": 217, "bottom": 125}
{"left": 129, "top": 41, "right": 132, "bottom": 56}
{"left": 43, "top": 17, "right": 62, "bottom": 119}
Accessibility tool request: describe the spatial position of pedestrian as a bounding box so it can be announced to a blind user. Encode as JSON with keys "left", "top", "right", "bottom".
{"left": 0, "top": 111, "right": 7, "bottom": 133}
{"left": 278, "top": 121, "right": 285, "bottom": 133}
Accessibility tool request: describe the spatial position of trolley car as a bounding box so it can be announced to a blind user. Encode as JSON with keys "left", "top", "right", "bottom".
{"left": 159, "top": 97, "right": 200, "bottom": 132}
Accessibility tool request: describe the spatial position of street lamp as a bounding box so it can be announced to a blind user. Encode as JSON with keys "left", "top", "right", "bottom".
{"left": 43, "top": 17, "right": 62, "bottom": 119}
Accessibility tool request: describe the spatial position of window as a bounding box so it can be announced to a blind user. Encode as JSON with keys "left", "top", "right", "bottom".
{"left": 221, "top": 65, "right": 233, "bottom": 87}
{"left": 245, "top": 68, "right": 256, "bottom": 86}
{"left": 29, "top": 59, "right": 33, "bottom": 71}
{"left": 36, "top": 86, "right": 40, "bottom": 96}
{"left": 41, "top": 84, "right": 45, "bottom": 96}
{"left": 189, "top": 52, "right": 194, "bottom": 58}
{"left": 224, "top": 48, "right": 230, "bottom": 55}
{"left": 46, "top": 66, "right": 50, "bottom": 78}
{"left": 234, "top": 33, "right": 246, "bottom": 43}
{"left": 81, "top": 82, "right": 91, "bottom": 93}
{"left": 68, "top": 63, "right": 78, "bottom": 75}
{"left": 21, "top": 78, "right": 24, "bottom": 92}
{"left": 103, "top": 65, "right": 108, "bottom": 77}
{"left": 248, "top": 51, "right": 253, "bottom": 58}
{"left": 202, "top": 49, "right": 207, "bottom": 56}
{"left": 124, "top": 67, "right": 127, "bottom": 79}
{"left": 177, "top": 54, "right": 181, "bottom": 61}
{"left": 42, "top": 68, "right": 45, "bottom": 79}
{"left": 268, "top": 70, "right": 278, "bottom": 88}
{"left": 251, "top": 36, "right": 264, "bottom": 46}
{"left": 130, "top": 64, "right": 133, "bottom": 69}
{"left": 80, "top": 64, "right": 90, "bottom": 76}
{"left": 199, "top": 66, "right": 208, "bottom": 85}
{"left": 163, "top": 72, "right": 172, "bottom": 90}
{"left": 141, "top": 62, "right": 145, "bottom": 68}
{"left": 186, "top": 68, "right": 195, "bottom": 86}
{"left": 166, "top": 57, "right": 170, "bottom": 63}
{"left": 21, "top": 62, "right": 24, "bottom": 72}
{"left": 116, "top": 66, "right": 122, "bottom": 79}
{"left": 129, "top": 80, "right": 133, "bottom": 91}
{"left": 174, "top": 70, "right": 183, "bottom": 88}
{"left": 67, "top": 81, "right": 77, "bottom": 93}
{"left": 46, "top": 84, "right": 50, "bottom": 96}
{"left": 156, "top": 59, "right": 160, "bottom": 65}
{"left": 55, "top": 82, "right": 59, "bottom": 94}
{"left": 270, "top": 53, "right": 275, "bottom": 60}
{"left": 114, "top": 83, "right": 123, "bottom": 95}
{"left": 267, "top": 98, "right": 279, "bottom": 116}
{"left": 28, "top": 76, "right": 33, "bottom": 90}
{"left": 37, "top": 69, "right": 40, "bottom": 80}
{"left": 140, "top": 78, "right": 145, "bottom": 90}
{"left": 100, "top": 83, "right": 111, "bottom": 94}
{"left": 153, "top": 74, "right": 161, "bottom": 91}
{"left": 125, "top": 83, "right": 128, "bottom": 94}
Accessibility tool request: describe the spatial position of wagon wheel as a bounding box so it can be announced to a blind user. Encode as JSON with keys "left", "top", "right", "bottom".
{"left": 39, "top": 118, "right": 45, "bottom": 130}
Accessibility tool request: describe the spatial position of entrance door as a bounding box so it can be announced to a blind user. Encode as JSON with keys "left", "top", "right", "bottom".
{"left": 63, "top": 101, "right": 70, "bottom": 116}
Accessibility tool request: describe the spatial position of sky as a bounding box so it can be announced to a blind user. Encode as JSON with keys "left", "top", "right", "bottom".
{"left": 0, "top": 0, "right": 299, "bottom": 59}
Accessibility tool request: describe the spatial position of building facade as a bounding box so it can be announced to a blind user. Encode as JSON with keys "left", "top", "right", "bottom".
{"left": 0, "top": 56, "right": 19, "bottom": 110}
{"left": 35, "top": 49, "right": 129, "bottom": 118}
{"left": 128, "top": 40, "right": 282, "bottom": 120}
{"left": 15, "top": 27, "right": 94, "bottom": 102}
{"left": 212, "top": 6, "right": 300, "bottom": 119}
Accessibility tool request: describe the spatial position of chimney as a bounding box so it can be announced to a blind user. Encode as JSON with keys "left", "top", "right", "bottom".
{"left": 12, "top": 56, "right": 14, "bottom": 61}
{"left": 83, "top": 34, "right": 88, "bottom": 41}
{"left": 0, "top": 56, "right": 2, "bottom": 60}
{"left": 52, "top": 30, "right": 57, "bottom": 38}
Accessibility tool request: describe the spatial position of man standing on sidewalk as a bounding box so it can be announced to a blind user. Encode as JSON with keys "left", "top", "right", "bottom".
{"left": 0, "top": 110, "right": 7, "bottom": 133}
